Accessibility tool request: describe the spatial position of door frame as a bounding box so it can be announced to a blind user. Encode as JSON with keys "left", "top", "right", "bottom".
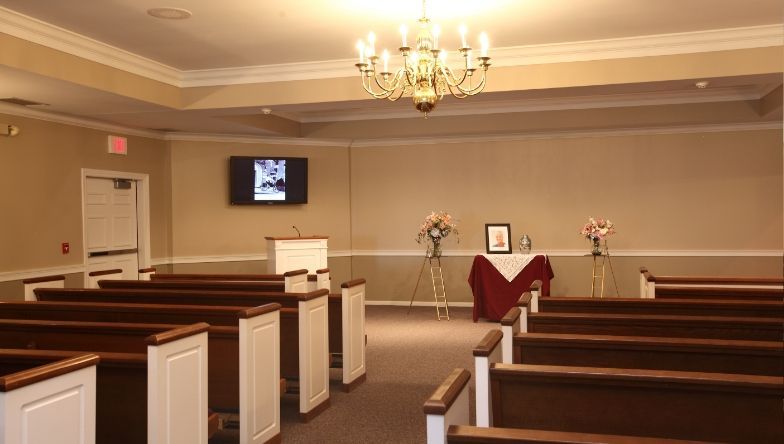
{"left": 81, "top": 169, "right": 151, "bottom": 286}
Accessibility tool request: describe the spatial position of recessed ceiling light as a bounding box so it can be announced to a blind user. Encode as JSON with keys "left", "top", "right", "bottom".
{"left": 147, "top": 7, "right": 192, "bottom": 20}
{"left": 695, "top": 81, "right": 710, "bottom": 89}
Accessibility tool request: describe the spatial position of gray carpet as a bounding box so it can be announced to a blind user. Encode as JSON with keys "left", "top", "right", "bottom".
{"left": 279, "top": 305, "right": 497, "bottom": 443}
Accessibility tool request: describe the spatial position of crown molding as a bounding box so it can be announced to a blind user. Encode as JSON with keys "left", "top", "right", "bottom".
{"left": 180, "top": 25, "right": 784, "bottom": 87}
{"left": 164, "top": 132, "right": 350, "bottom": 147}
{"left": 350, "top": 121, "right": 782, "bottom": 147}
{"left": 0, "top": 102, "right": 165, "bottom": 139}
{"left": 299, "top": 87, "right": 765, "bottom": 123}
{"left": 491, "top": 24, "right": 784, "bottom": 68}
{"left": 1, "top": 98, "right": 778, "bottom": 148}
{"left": 1, "top": 100, "right": 778, "bottom": 148}
{"left": 0, "top": 4, "right": 779, "bottom": 88}
{"left": 0, "top": 6, "right": 181, "bottom": 86}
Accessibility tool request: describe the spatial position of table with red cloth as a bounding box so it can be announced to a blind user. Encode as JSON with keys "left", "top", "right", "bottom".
{"left": 468, "top": 254, "right": 554, "bottom": 322}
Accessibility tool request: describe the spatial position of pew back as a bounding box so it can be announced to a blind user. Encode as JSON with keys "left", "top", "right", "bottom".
{"left": 538, "top": 296, "right": 784, "bottom": 318}
{"left": 529, "top": 312, "right": 784, "bottom": 341}
{"left": 0, "top": 351, "right": 98, "bottom": 444}
{"left": 513, "top": 333, "right": 784, "bottom": 376}
{"left": 0, "top": 321, "right": 208, "bottom": 444}
{"left": 490, "top": 363, "right": 784, "bottom": 442}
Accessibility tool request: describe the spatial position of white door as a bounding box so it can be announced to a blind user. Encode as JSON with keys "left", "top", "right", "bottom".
{"left": 84, "top": 177, "right": 139, "bottom": 281}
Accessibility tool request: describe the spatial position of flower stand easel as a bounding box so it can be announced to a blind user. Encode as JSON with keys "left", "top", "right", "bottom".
{"left": 407, "top": 240, "right": 450, "bottom": 320}
{"left": 589, "top": 240, "right": 620, "bottom": 298}
{"left": 408, "top": 211, "right": 459, "bottom": 320}
{"left": 581, "top": 217, "right": 620, "bottom": 298}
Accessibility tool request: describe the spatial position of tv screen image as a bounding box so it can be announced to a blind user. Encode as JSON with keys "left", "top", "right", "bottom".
{"left": 230, "top": 156, "right": 308, "bottom": 205}
{"left": 254, "top": 159, "right": 286, "bottom": 201}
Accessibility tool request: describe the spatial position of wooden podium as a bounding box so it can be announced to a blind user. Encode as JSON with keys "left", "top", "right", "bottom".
{"left": 265, "top": 236, "right": 328, "bottom": 274}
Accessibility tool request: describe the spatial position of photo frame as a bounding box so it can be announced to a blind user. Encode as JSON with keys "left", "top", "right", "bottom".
{"left": 485, "top": 223, "right": 512, "bottom": 254}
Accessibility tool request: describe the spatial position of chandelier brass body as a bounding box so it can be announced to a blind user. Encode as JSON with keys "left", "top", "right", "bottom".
{"left": 355, "top": 15, "right": 491, "bottom": 117}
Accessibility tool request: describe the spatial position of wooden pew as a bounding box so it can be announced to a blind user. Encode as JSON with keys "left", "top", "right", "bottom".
{"left": 537, "top": 295, "right": 784, "bottom": 318}
{"left": 529, "top": 310, "right": 783, "bottom": 341}
{"left": 474, "top": 327, "right": 784, "bottom": 427}
{"left": 639, "top": 267, "right": 784, "bottom": 299}
{"left": 35, "top": 287, "right": 333, "bottom": 415}
{"left": 138, "top": 267, "right": 156, "bottom": 280}
{"left": 0, "top": 319, "right": 209, "bottom": 444}
{"left": 40, "top": 280, "right": 368, "bottom": 392}
{"left": 426, "top": 370, "right": 712, "bottom": 443}
{"left": 446, "top": 425, "right": 711, "bottom": 444}
{"left": 150, "top": 267, "right": 332, "bottom": 292}
{"left": 0, "top": 301, "right": 284, "bottom": 442}
{"left": 87, "top": 268, "right": 123, "bottom": 288}
{"left": 500, "top": 302, "right": 784, "bottom": 366}
{"left": 0, "top": 351, "right": 99, "bottom": 444}
{"left": 22, "top": 274, "right": 64, "bottom": 301}
{"left": 653, "top": 286, "right": 784, "bottom": 301}
{"left": 428, "top": 366, "right": 784, "bottom": 443}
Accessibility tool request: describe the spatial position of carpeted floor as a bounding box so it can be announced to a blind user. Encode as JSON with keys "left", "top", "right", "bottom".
{"left": 278, "top": 305, "right": 498, "bottom": 443}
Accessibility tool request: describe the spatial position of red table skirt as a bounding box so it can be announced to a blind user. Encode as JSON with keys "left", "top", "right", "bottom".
{"left": 468, "top": 255, "right": 554, "bottom": 322}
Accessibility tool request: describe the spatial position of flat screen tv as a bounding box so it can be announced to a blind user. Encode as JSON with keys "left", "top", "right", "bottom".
{"left": 229, "top": 156, "right": 308, "bottom": 205}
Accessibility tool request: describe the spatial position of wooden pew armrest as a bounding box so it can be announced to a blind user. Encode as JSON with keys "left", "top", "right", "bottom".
{"left": 425, "top": 369, "right": 471, "bottom": 444}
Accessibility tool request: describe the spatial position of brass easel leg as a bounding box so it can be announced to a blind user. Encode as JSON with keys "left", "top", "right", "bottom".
{"left": 604, "top": 245, "right": 621, "bottom": 297}
{"left": 600, "top": 256, "right": 607, "bottom": 298}
{"left": 407, "top": 256, "right": 429, "bottom": 314}
{"left": 590, "top": 255, "right": 598, "bottom": 298}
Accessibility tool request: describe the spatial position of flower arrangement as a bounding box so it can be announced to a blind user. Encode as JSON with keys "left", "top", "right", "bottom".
{"left": 417, "top": 211, "right": 458, "bottom": 257}
{"left": 580, "top": 217, "right": 616, "bottom": 241}
{"left": 417, "top": 211, "right": 459, "bottom": 244}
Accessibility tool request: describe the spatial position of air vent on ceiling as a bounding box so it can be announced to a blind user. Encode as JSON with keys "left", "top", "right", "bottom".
{"left": 0, "top": 97, "right": 50, "bottom": 107}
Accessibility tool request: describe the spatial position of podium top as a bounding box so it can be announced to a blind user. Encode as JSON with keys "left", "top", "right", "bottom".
{"left": 265, "top": 236, "right": 329, "bottom": 241}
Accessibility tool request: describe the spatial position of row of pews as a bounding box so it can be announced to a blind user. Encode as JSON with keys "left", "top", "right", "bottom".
{"left": 4, "top": 267, "right": 366, "bottom": 444}
{"left": 426, "top": 268, "right": 784, "bottom": 443}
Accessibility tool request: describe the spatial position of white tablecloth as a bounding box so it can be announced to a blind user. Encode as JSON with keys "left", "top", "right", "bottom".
{"left": 481, "top": 253, "right": 539, "bottom": 282}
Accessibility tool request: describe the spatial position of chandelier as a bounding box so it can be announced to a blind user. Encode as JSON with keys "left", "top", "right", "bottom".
{"left": 354, "top": 0, "right": 491, "bottom": 117}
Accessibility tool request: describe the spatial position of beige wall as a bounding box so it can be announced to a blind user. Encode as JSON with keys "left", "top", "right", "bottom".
{"left": 350, "top": 130, "right": 782, "bottom": 252}
{"left": 1, "top": 116, "right": 781, "bottom": 304}
{"left": 0, "top": 113, "right": 172, "bottom": 274}
{"left": 168, "top": 140, "right": 351, "bottom": 257}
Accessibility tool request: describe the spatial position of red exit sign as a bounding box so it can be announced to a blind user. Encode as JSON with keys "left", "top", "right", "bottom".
{"left": 107, "top": 135, "right": 127, "bottom": 155}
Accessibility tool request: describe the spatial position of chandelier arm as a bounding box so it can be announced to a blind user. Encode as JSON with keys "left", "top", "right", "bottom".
{"left": 361, "top": 74, "right": 399, "bottom": 99}
{"left": 370, "top": 71, "right": 404, "bottom": 94}
{"left": 439, "top": 65, "right": 470, "bottom": 88}
{"left": 450, "top": 71, "right": 487, "bottom": 96}
{"left": 385, "top": 87, "right": 407, "bottom": 102}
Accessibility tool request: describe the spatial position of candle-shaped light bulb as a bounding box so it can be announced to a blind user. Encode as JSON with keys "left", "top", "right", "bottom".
{"left": 459, "top": 24, "right": 467, "bottom": 48}
{"left": 400, "top": 24, "right": 408, "bottom": 47}
{"left": 479, "top": 32, "right": 489, "bottom": 57}
{"left": 367, "top": 32, "right": 376, "bottom": 57}
{"left": 382, "top": 49, "right": 390, "bottom": 72}
{"left": 356, "top": 40, "right": 365, "bottom": 63}
{"left": 432, "top": 24, "right": 441, "bottom": 49}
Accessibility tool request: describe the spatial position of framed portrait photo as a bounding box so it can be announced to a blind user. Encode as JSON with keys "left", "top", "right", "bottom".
{"left": 485, "top": 223, "right": 512, "bottom": 254}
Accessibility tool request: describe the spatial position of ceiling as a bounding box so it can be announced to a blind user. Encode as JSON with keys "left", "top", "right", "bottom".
{"left": 0, "top": 0, "right": 781, "bottom": 136}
